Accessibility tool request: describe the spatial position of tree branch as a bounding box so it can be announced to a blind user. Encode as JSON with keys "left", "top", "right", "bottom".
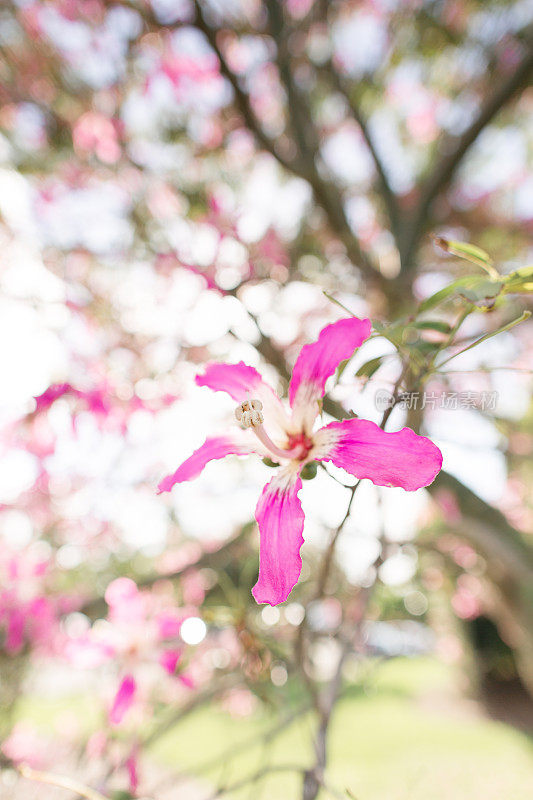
{"left": 400, "top": 35, "right": 533, "bottom": 269}
{"left": 80, "top": 524, "right": 252, "bottom": 618}
{"left": 262, "top": 0, "right": 384, "bottom": 287}
{"left": 320, "top": 61, "right": 401, "bottom": 236}
{"left": 193, "top": 1, "right": 385, "bottom": 290}
{"left": 192, "top": 0, "right": 295, "bottom": 172}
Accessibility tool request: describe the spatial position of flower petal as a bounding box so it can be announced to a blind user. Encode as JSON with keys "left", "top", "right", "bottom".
{"left": 159, "top": 648, "right": 181, "bottom": 675}
{"left": 289, "top": 317, "right": 371, "bottom": 432}
{"left": 157, "top": 435, "right": 252, "bottom": 493}
{"left": 196, "top": 361, "right": 290, "bottom": 441}
{"left": 315, "top": 419, "right": 442, "bottom": 491}
{"left": 196, "top": 361, "right": 268, "bottom": 401}
{"left": 252, "top": 466, "right": 305, "bottom": 606}
{"left": 109, "top": 675, "right": 136, "bottom": 725}
{"left": 34, "top": 382, "right": 73, "bottom": 412}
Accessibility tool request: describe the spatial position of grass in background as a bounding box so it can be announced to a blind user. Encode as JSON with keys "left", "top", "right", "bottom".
{"left": 9, "top": 657, "right": 533, "bottom": 799}
{"left": 150, "top": 657, "right": 533, "bottom": 800}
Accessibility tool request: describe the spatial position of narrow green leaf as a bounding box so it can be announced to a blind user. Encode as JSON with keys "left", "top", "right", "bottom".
{"left": 433, "top": 236, "right": 499, "bottom": 277}
{"left": 503, "top": 265, "right": 533, "bottom": 294}
{"left": 411, "top": 340, "right": 440, "bottom": 355}
{"left": 336, "top": 357, "right": 350, "bottom": 381}
{"left": 355, "top": 356, "right": 384, "bottom": 379}
{"left": 322, "top": 291, "right": 358, "bottom": 317}
{"left": 413, "top": 320, "right": 452, "bottom": 333}
{"left": 459, "top": 278, "right": 504, "bottom": 306}
{"left": 419, "top": 275, "right": 503, "bottom": 312}
{"left": 437, "top": 311, "right": 531, "bottom": 369}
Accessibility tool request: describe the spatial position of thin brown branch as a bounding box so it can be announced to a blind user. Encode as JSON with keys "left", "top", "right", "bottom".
{"left": 315, "top": 481, "right": 360, "bottom": 597}
{"left": 321, "top": 62, "right": 400, "bottom": 236}
{"left": 16, "top": 764, "right": 109, "bottom": 800}
{"left": 303, "top": 640, "right": 350, "bottom": 800}
{"left": 192, "top": 0, "right": 295, "bottom": 172}
{"left": 142, "top": 673, "right": 241, "bottom": 750}
{"left": 80, "top": 524, "right": 252, "bottom": 618}
{"left": 208, "top": 763, "right": 305, "bottom": 800}
{"left": 262, "top": 0, "right": 383, "bottom": 286}
{"left": 401, "top": 34, "right": 533, "bottom": 269}
{"left": 263, "top": 0, "right": 320, "bottom": 159}
{"left": 193, "top": 1, "right": 384, "bottom": 289}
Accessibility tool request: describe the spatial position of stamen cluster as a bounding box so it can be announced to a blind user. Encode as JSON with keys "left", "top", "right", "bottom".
{"left": 235, "top": 399, "right": 264, "bottom": 428}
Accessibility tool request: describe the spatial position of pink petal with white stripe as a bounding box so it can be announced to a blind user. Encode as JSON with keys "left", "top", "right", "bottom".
{"left": 289, "top": 317, "right": 371, "bottom": 433}
{"left": 315, "top": 419, "right": 442, "bottom": 491}
{"left": 157, "top": 435, "right": 252, "bottom": 493}
{"left": 252, "top": 466, "right": 305, "bottom": 606}
{"left": 196, "top": 361, "right": 290, "bottom": 440}
{"left": 109, "top": 675, "right": 136, "bottom": 725}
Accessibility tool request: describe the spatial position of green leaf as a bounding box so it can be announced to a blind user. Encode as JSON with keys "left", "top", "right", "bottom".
{"left": 336, "top": 357, "right": 350, "bottom": 380}
{"left": 419, "top": 275, "right": 503, "bottom": 312}
{"left": 355, "top": 356, "right": 384, "bottom": 379}
{"left": 413, "top": 320, "right": 452, "bottom": 333}
{"left": 433, "top": 236, "right": 499, "bottom": 277}
{"left": 418, "top": 276, "right": 475, "bottom": 312}
{"left": 410, "top": 340, "right": 440, "bottom": 355}
{"left": 437, "top": 311, "right": 531, "bottom": 369}
{"left": 301, "top": 461, "right": 318, "bottom": 480}
{"left": 502, "top": 265, "right": 533, "bottom": 294}
{"left": 322, "top": 291, "right": 358, "bottom": 317}
{"left": 459, "top": 278, "right": 504, "bottom": 307}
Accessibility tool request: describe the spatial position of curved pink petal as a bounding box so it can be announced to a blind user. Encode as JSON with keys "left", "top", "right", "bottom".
{"left": 289, "top": 317, "right": 371, "bottom": 433}
{"left": 157, "top": 435, "right": 252, "bottom": 493}
{"left": 109, "top": 675, "right": 136, "bottom": 725}
{"left": 33, "top": 382, "right": 73, "bottom": 412}
{"left": 159, "top": 648, "right": 182, "bottom": 675}
{"left": 315, "top": 419, "right": 442, "bottom": 491}
{"left": 252, "top": 467, "right": 305, "bottom": 606}
{"left": 196, "top": 361, "right": 290, "bottom": 440}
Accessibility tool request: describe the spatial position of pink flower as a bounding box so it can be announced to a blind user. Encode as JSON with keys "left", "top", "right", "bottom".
{"left": 159, "top": 648, "right": 181, "bottom": 675}
{"left": 158, "top": 318, "right": 442, "bottom": 605}
{"left": 109, "top": 675, "right": 136, "bottom": 726}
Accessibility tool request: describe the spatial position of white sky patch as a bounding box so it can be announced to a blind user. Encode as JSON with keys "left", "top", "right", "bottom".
{"left": 36, "top": 184, "right": 133, "bottom": 255}
{"left": 237, "top": 158, "right": 311, "bottom": 241}
{"left": 459, "top": 127, "right": 527, "bottom": 199}
{"left": 332, "top": 11, "right": 388, "bottom": 77}
{"left": 321, "top": 128, "right": 374, "bottom": 187}
{"left": 0, "top": 450, "right": 39, "bottom": 504}
{"left": 0, "top": 300, "right": 66, "bottom": 413}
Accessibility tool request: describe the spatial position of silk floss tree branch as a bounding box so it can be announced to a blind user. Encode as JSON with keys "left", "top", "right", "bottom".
{"left": 158, "top": 317, "right": 442, "bottom": 605}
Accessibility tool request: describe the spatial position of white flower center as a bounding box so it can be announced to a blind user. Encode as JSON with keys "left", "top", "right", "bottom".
{"left": 235, "top": 398, "right": 306, "bottom": 462}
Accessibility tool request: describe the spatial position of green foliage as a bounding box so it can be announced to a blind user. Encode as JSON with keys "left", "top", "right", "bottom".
{"left": 327, "top": 241, "right": 532, "bottom": 386}
{"left": 355, "top": 356, "right": 386, "bottom": 379}
{"left": 433, "top": 236, "right": 498, "bottom": 277}
{"left": 418, "top": 275, "right": 503, "bottom": 312}
{"left": 262, "top": 457, "right": 280, "bottom": 468}
{"left": 300, "top": 461, "right": 318, "bottom": 480}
